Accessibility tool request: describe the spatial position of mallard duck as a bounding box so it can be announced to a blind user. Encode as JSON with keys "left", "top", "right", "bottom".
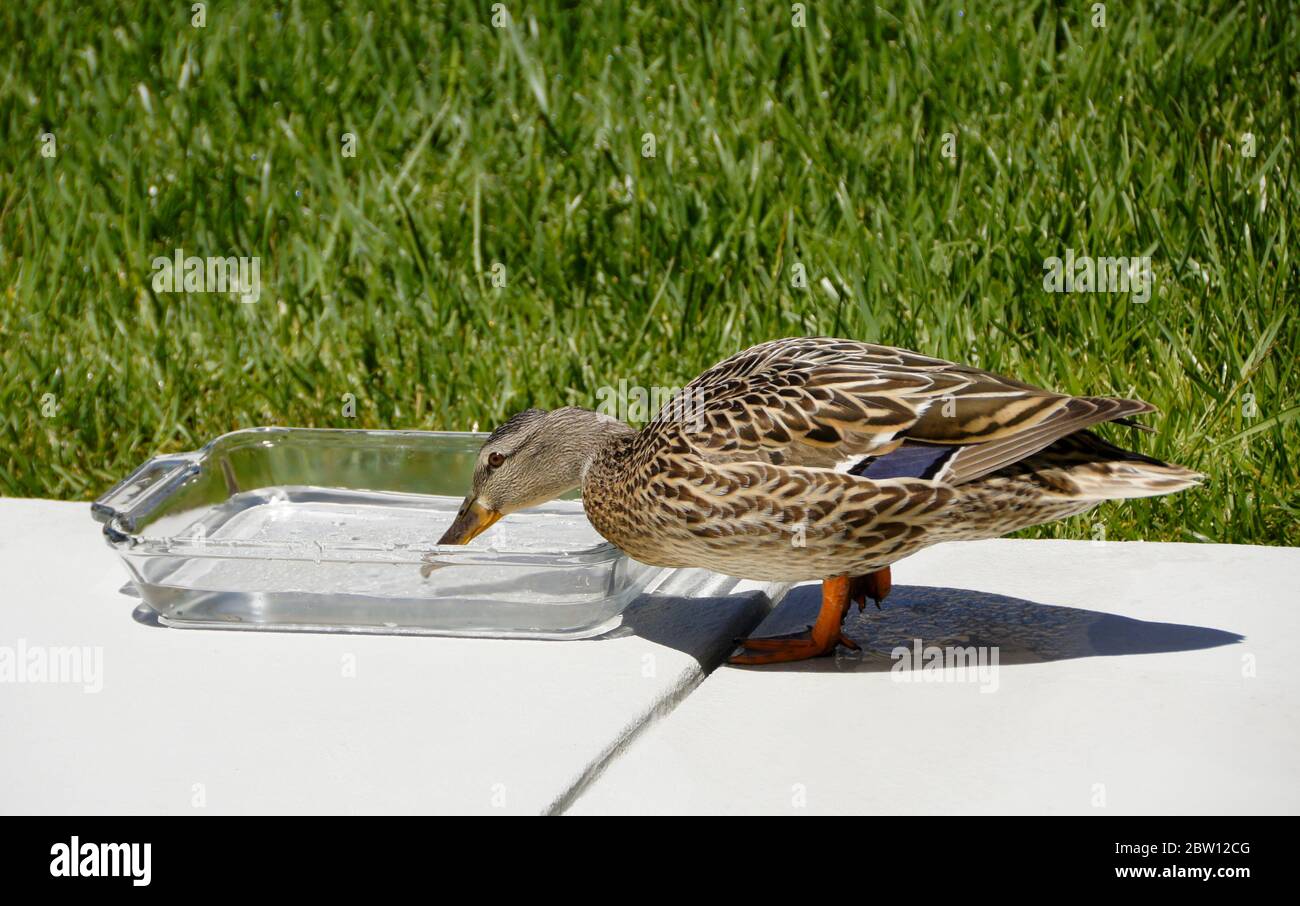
{"left": 436, "top": 337, "right": 1201, "bottom": 664}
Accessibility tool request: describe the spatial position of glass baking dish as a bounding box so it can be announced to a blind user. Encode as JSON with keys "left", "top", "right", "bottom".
{"left": 91, "top": 428, "right": 664, "bottom": 638}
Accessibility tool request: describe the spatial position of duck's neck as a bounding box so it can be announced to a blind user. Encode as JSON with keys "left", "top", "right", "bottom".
{"left": 578, "top": 412, "right": 637, "bottom": 477}
{"left": 571, "top": 412, "right": 649, "bottom": 553}
{"left": 545, "top": 407, "right": 637, "bottom": 487}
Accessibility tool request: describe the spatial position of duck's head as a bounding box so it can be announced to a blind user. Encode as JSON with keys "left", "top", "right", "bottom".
{"left": 436, "top": 407, "right": 632, "bottom": 545}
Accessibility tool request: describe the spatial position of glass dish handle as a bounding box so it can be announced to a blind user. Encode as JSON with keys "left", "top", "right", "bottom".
{"left": 91, "top": 453, "right": 201, "bottom": 535}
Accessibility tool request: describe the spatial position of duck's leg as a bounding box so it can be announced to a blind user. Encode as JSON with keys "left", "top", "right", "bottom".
{"left": 729, "top": 576, "right": 858, "bottom": 665}
{"left": 850, "top": 566, "right": 891, "bottom": 611}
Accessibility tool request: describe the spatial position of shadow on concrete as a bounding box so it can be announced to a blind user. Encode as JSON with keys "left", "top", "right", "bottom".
{"left": 595, "top": 588, "right": 777, "bottom": 668}
{"left": 126, "top": 578, "right": 781, "bottom": 669}
{"left": 131, "top": 602, "right": 165, "bottom": 628}
{"left": 128, "top": 578, "right": 1240, "bottom": 678}
{"left": 726, "top": 583, "right": 1244, "bottom": 673}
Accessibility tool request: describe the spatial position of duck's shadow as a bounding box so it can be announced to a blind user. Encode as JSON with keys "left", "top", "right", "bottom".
{"left": 692, "top": 583, "right": 1243, "bottom": 673}
{"left": 127, "top": 580, "right": 1243, "bottom": 674}
{"left": 595, "top": 586, "right": 779, "bottom": 667}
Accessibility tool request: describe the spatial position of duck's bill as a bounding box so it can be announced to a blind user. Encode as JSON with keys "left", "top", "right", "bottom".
{"left": 437, "top": 498, "right": 503, "bottom": 545}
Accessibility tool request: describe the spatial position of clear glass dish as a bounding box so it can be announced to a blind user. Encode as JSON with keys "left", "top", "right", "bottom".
{"left": 91, "top": 428, "right": 664, "bottom": 638}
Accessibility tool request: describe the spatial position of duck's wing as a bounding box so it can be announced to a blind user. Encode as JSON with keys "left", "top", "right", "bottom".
{"left": 650, "top": 336, "right": 1154, "bottom": 485}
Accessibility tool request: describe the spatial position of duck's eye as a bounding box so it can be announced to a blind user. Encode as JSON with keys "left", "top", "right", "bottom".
{"left": 487, "top": 451, "right": 506, "bottom": 469}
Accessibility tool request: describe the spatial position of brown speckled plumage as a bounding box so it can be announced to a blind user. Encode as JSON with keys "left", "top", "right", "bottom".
{"left": 577, "top": 337, "right": 1201, "bottom": 581}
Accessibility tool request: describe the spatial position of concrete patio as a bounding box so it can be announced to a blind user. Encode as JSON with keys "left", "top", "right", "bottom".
{"left": 2, "top": 498, "right": 1296, "bottom": 814}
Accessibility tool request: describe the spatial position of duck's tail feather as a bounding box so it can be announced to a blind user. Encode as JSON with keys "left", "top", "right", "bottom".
{"left": 935, "top": 396, "right": 1156, "bottom": 485}
{"left": 1011, "top": 430, "right": 1204, "bottom": 501}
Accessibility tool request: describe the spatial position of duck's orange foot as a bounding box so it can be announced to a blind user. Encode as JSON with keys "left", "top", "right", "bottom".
{"left": 728, "top": 575, "right": 861, "bottom": 666}
{"left": 729, "top": 626, "right": 858, "bottom": 665}
{"left": 850, "top": 566, "right": 891, "bottom": 611}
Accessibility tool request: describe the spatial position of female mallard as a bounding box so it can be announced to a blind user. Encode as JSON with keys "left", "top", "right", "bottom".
{"left": 437, "top": 337, "right": 1201, "bottom": 664}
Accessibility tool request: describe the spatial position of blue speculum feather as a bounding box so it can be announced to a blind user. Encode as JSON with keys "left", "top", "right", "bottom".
{"left": 850, "top": 444, "right": 958, "bottom": 480}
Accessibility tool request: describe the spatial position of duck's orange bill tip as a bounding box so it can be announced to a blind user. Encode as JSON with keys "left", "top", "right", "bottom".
{"left": 436, "top": 500, "right": 504, "bottom": 545}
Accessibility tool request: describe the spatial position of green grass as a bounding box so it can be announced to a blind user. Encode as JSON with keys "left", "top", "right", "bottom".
{"left": 1, "top": 0, "right": 1296, "bottom": 545}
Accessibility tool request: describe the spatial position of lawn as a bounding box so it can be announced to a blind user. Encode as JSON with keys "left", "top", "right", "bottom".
{"left": 1, "top": 0, "right": 1296, "bottom": 544}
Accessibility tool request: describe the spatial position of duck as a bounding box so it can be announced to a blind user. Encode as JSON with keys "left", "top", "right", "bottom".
{"left": 435, "top": 337, "right": 1202, "bottom": 665}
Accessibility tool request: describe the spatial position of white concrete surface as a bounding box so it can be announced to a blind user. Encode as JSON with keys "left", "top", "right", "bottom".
{"left": 0, "top": 499, "right": 783, "bottom": 815}
{"left": 571, "top": 538, "right": 1300, "bottom": 815}
{"left": 6, "top": 497, "right": 1296, "bottom": 815}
